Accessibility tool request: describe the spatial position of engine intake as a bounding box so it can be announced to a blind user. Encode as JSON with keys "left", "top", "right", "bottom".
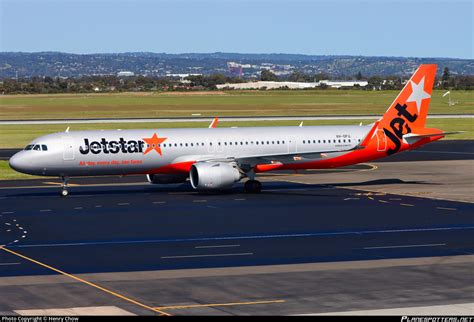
{"left": 190, "top": 162, "right": 241, "bottom": 191}
{"left": 146, "top": 173, "right": 188, "bottom": 184}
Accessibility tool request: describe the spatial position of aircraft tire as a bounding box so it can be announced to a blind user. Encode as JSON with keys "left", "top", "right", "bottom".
{"left": 244, "top": 180, "right": 262, "bottom": 193}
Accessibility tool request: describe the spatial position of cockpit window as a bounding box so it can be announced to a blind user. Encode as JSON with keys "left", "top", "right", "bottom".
{"left": 41, "top": 145, "right": 48, "bottom": 151}
{"left": 25, "top": 145, "right": 33, "bottom": 150}
{"left": 33, "top": 145, "right": 41, "bottom": 151}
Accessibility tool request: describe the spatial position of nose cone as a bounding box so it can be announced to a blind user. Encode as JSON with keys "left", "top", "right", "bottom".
{"left": 9, "top": 152, "right": 31, "bottom": 174}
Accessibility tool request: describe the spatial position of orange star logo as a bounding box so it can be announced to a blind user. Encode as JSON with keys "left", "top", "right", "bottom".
{"left": 143, "top": 133, "right": 167, "bottom": 155}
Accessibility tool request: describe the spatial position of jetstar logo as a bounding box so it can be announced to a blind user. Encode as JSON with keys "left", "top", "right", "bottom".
{"left": 79, "top": 133, "right": 167, "bottom": 155}
{"left": 383, "top": 103, "right": 416, "bottom": 156}
{"left": 383, "top": 77, "right": 431, "bottom": 156}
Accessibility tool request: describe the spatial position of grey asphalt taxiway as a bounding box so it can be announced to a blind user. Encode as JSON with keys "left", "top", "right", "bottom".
{"left": 0, "top": 141, "right": 473, "bottom": 315}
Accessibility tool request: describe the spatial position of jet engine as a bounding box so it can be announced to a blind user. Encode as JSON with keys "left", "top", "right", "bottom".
{"left": 146, "top": 173, "right": 188, "bottom": 184}
{"left": 190, "top": 162, "right": 241, "bottom": 191}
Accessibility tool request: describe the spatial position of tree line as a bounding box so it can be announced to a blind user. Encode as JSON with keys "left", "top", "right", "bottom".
{"left": 1, "top": 68, "right": 472, "bottom": 94}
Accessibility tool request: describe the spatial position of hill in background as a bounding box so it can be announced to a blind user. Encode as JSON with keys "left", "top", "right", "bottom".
{"left": 0, "top": 52, "right": 472, "bottom": 79}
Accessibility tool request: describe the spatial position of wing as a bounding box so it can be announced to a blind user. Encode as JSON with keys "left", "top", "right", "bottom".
{"left": 232, "top": 144, "right": 362, "bottom": 166}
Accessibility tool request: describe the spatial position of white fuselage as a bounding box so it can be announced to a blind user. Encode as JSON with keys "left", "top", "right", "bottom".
{"left": 9, "top": 125, "right": 370, "bottom": 177}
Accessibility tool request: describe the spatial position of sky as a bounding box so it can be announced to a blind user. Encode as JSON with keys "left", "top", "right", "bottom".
{"left": 0, "top": 0, "right": 472, "bottom": 58}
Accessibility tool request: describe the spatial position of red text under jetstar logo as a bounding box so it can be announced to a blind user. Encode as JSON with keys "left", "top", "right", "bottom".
{"left": 79, "top": 133, "right": 167, "bottom": 156}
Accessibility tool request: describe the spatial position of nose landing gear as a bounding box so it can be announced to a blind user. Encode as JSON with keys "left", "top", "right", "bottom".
{"left": 60, "top": 176, "right": 69, "bottom": 197}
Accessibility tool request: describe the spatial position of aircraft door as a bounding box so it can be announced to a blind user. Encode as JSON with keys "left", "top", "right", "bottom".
{"left": 63, "top": 136, "right": 75, "bottom": 161}
{"left": 376, "top": 129, "right": 387, "bottom": 152}
{"left": 288, "top": 137, "right": 297, "bottom": 154}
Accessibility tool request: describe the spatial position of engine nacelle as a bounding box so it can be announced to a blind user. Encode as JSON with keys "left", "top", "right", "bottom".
{"left": 146, "top": 173, "right": 188, "bottom": 184}
{"left": 190, "top": 162, "right": 241, "bottom": 191}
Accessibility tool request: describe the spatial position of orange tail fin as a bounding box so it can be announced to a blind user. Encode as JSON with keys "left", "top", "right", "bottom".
{"left": 376, "top": 64, "right": 437, "bottom": 155}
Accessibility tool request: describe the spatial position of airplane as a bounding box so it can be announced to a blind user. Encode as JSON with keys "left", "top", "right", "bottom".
{"left": 9, "top": 64, "right": 458, "bottom": 196}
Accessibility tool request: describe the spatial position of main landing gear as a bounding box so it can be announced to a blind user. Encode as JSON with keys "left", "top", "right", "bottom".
{"left": 244, "top": 179, "right": 262, "bottom": 193}
{"left": 60, "top": 176, "right": 69, "bottom": 197}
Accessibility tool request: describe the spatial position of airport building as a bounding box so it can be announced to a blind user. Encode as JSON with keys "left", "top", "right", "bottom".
{"left": 216, "top": 80, "right": 368, "bottom": 90}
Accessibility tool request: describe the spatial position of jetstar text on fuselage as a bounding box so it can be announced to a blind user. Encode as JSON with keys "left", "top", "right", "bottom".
{"left": 79, "top": 138, "right": 146, "bottom": 154}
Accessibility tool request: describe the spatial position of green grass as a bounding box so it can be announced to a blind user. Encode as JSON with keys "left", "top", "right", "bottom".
{"left": 0, "top": 118, "right": 471, "bottom": 149}
{"left": 0, "top": 89, "right": 472, "bottom": 120}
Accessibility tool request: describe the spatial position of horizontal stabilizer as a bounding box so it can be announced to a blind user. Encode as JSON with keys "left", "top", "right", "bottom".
{"left": 403, "top": 131, "right": 463, "bottom": 144}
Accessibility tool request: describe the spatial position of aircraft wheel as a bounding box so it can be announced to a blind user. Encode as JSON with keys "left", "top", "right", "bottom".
{"left": 244, "top": 180, "right": 262, "bottom": 193}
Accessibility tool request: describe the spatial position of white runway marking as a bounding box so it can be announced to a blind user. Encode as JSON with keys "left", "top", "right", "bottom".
{"left": 153, "top": 201, "right": 166, "bottom": 204}
{"left": 437, "top": 207, "right": 457, "bottom": 211}
{"left": 1, "top": 212, "right": 14, "bottom": 214}
{"left": 161, "top": 252, "right": 253, "bottom": 259}
{"left": 15, "top": 306, "right": 135, "bottom": 316}
{"left": 39, "top": 209, "right": 51, "bottom": 212}
{"left": 363, "top": 243, "right": 446, "bottom": 250}
{"left": 195, "top": 244, "right": 241, "bottom": 249}
{"left": 193, "top": 200, "right": 207, "bottom": 203}
{"left": 118, "top": 203, "right": 130, "bottom": 206}
{"left": 0, "top": 262, "right": 21, "bottom": 266}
